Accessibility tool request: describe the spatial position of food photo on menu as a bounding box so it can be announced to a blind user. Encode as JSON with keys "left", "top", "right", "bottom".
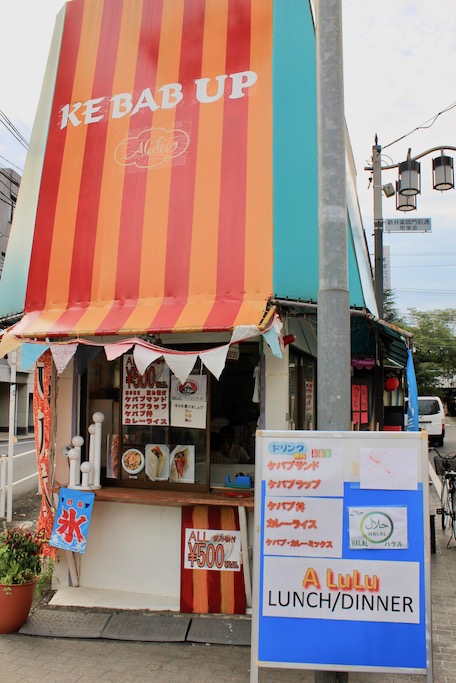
{"left": 121, "top": 447, "right": 145, "bottom": 476}
{"left": 145, "top": 443, "right": 170, "bottom": 481}
{"left": 170, "top": 445, "right": 195, "bottom": 483}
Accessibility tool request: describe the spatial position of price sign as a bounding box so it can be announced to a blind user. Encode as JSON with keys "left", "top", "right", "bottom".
{"left": 184, "top": 528, "right": 241, "bottom": 571}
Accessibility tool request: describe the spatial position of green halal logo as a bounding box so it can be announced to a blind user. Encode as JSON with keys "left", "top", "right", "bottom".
{"left": 360, "top": 511, "right": 394, "bottom": 543}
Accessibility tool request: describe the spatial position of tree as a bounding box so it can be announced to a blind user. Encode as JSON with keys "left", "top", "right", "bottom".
{"left": 404, "top": 308, "right": 456, "bottom": 395}
{"left": 383, "top": 290, "right": 405, "bottom": 325}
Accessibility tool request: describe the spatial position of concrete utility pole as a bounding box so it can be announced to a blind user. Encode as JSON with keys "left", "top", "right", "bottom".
{"left": 316, "top": 0, "right": 350, "bottom": 680}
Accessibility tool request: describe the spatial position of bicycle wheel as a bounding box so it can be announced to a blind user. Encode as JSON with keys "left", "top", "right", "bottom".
{"left": 441, "top": 478, "right": 451, "bottom": 529}
{"left": 451, "top": 487, "right": 456, "bottom": 539}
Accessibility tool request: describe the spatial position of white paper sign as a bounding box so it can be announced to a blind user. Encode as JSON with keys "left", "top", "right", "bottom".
{"left": 263, "top": 556, "right": 420, "bottom": 624}
{"left": 184, "top": 528, "right": 241, "bottom": 571}
{"left": 264, "top": 496, "right": 343, "bottom": 557}
{"left": 359, "top": 448, "right": 418, "bottom": 490}
{"left": 348, "top": 507, "right": 408, "bottom": 549}
{"left": 170, "top": 375, "right": 207, "bottom": 429}
{"left": 262, "top": 439, "right": 344, "bottom": 497}
{"left": 122, "top": 356, "right": 169, "bottom": 426}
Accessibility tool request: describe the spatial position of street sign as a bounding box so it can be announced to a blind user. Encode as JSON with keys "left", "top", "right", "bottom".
{"left": 384, "top": 218, "right": 431, "bottom": 233}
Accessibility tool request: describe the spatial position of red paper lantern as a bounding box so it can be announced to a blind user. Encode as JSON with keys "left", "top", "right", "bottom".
{"left": 384, "top": 377, "right": 399, "bottom": 392}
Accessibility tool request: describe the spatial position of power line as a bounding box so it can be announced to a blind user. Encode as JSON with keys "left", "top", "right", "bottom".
{"left": 394, "top": 289, "right": 456, "bottom": 296}
{"left": 393, "top": 264, "right": 456, "bottom": 268}
{"left": 0, "top": 110, "right": 29, "bottom": 149}
{"left": 383, "top": 99, "right": 456, "bottom": 151}
{"left": 0, "top": 156, "right": 23, "bottom": 173}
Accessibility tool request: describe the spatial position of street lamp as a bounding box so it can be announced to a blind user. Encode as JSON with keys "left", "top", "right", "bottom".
{"left": 366, "top": 140, "right": 456, "bottom": 317}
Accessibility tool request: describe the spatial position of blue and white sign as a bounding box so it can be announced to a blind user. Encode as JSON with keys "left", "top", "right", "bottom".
{"left": 50, "top": 487, "right": 95, "bottom": 554}
{"left": 251, "top": 431, "right": 431, "bottom": 679}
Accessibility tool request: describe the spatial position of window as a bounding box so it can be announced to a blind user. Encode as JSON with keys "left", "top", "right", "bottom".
{"left": 82, "top": 342, "right": 260, "bottom": 492}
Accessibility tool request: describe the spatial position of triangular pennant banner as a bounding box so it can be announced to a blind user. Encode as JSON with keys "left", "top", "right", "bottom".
{"left": 230, "top": 325, "right": 261, "bottom": 345}
{"left": 199, "top": 345, "right": 230, "bottom": 380}
{"left": 76, "top": 345, "right": 103, "bottom": 374}
{"left": 164, "top": 352, "right": 198, "bottom": 385}
{"left": 105, "top": 341, "right": 134, "bottom": 361}
{"left": 263, "top": 316, "right": 284, "bottom": 358}
{"left": 50, "top": 344, "right": 78, "bottom": 375}
{"left": 0, "top": 332, "right": 22, "bottom": 357}
{"left": 133, "top": 344, "right": 163, "bottom": 375}
{"left": 21, "top": 343, "right": 49, "bottom": 371}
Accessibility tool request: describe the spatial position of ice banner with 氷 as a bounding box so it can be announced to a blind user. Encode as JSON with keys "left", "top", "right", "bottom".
{"left": 49, "top": 488, "right": 95, "bottom": 554}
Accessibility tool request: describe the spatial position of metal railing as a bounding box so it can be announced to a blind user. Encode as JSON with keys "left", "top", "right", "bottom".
{"left": 0, "top": 449, "right": 38, "bottom": 520}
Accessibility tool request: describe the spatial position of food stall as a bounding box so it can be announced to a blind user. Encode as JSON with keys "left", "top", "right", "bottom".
{"left": 0, "top": 0, "right": 404, "bottom": 614}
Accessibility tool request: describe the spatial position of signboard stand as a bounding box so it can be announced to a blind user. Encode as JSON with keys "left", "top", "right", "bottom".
{"left": 250, "top": 430, "right": 432, "bottom": 682}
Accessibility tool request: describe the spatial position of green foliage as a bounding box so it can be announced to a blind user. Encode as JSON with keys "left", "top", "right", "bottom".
{"left": 404, "top": 308, "right": 456, "bottom": 395}
{"left": 0, "top": 524, "right": 46, "bottom": 586}
{"left": 382, "top": 290, "right": 405, "bottom": 326}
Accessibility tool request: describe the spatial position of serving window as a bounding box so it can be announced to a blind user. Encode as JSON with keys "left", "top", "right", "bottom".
{"left": 82, "top": 343, "right": 260, "bottom": 493}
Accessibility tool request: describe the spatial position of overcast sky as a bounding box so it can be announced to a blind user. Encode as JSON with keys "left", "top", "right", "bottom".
{"left": 0, "top": 1, "right": 455, "bottom": 321}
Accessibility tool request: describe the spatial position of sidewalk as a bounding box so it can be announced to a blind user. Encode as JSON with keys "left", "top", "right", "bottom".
{"left": 0, "top": 486, "right": 453, "bottom": 682}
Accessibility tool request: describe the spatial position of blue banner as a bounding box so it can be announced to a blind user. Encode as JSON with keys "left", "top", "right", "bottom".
{"left": 50, "top": 487, "right": 95, "bottom": 553}
{"left": 406, "top": 349, "right": 419, "bottom": 432}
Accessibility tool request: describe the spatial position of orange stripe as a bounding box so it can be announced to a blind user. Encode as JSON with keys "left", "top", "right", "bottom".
{"left": 220, "top": 507, "right": 236, "bottom": 614}
{"left": 119, "top": 0, "right": 185, "bottom": 334}
{"left": 44, "top": 0, "right": 104, "bottom": 324}
{"left": 74, "top": 0, "right": 145, "bottom": 334}
{"left": 173, "top": 0, "right": 228, "bottom": 331}
{"left": 192, "top": 506, "right": 209, "bottom": 613}
{"left": 240, "top": 0, "right": 273, "bottom": 314}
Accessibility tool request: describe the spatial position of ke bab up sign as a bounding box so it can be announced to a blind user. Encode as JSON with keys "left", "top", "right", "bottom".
{"left": 59, "top": 70, "right": 258, "bottom": 129}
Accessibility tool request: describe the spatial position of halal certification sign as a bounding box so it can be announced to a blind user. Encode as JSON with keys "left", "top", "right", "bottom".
{"left": 360, "top": 511, "right": 394, "bottom": 544}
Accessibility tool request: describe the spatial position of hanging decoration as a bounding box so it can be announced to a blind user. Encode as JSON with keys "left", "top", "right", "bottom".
{"left": 49, "top": 487, "right": 95, "bottom": 554}
{"left": 0, "top": 314, "right": 284, "bottom": 385}
{"left": 33, "top": 350, "right": 55, "bottom": 558}
{"left": 384, "top": 377, "right": 400, "bottom": 392}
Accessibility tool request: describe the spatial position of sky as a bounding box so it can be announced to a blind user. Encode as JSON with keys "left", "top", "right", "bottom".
{"left": 0, "top": 1, "right": 455, "bottom": 322}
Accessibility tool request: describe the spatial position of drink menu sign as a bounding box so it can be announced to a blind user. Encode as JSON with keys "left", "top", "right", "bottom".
{"left": 122, "top": 356, "right": 170, "bottom": 426}
{"left": 251, "top": 430, "right": 431, "bottom": 680}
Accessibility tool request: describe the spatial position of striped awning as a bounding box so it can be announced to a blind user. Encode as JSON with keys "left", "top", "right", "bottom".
{"left": 13, "top": 0, "right": 273, "bottom": 339}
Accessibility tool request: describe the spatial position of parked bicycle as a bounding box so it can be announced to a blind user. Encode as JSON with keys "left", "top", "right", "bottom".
{"left": 432, "top": 448, "right": 456, "bottom": 544}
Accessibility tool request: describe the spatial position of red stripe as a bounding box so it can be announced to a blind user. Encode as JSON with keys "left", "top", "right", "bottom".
{"left": 206, "top": 506, "right": 223, "bottom": 613}
{"left": 232, "top": 508, "right": 246, "bottom": 613}
{"left": 24, "top": 0, "right": 84, "bottom": 312}
{"left": 204, "top": 0, "right": 251, "bottom": 325}
{"left": 96, "top": 0, "right": 165, "bottom": 335}
{"left": 203, "top": 0, "right": 251, "bottom": 330}
{"left": 147, "top": 0, "right": 206, "bottom": 332}
{"left": 54, "top": 0, "right": 124, "bottom": 334}
{"left": 180, "top": 506, "right": 194, "bottom": 612}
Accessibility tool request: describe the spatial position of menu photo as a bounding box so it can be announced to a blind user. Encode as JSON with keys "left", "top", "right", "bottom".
{"left": 170, "top": 445, "right": 195, "bottom": 484}
{"left": 145, "top": 443, "right": 170, "bottom": 481}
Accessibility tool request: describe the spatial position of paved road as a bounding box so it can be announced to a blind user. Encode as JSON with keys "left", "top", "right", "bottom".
{"left": 2, "top": 427, "right": 456, "bottom": 682}
{"left": 0, "top": 489, "right": 454, "bottom": 682}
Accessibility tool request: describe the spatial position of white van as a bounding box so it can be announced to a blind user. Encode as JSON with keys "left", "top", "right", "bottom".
{"left": 405, "top": 396, "right": 445, "bottom": 446}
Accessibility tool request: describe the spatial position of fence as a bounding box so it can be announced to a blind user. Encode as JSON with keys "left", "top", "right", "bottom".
{"left": 0, "top": 449, "right": 38, "bottom": 521}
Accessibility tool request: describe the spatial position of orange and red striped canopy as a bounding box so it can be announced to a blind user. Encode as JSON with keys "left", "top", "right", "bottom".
{"left": 15, "top": 0, "right": 273, "bottom": 338}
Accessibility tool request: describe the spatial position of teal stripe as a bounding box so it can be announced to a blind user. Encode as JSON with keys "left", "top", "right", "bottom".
{"left": 272, "top": 0, "right": 318, "bottom": 300}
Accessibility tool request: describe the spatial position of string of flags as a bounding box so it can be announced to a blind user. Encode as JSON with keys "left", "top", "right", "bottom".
{"left": 0, "top": 315, "right": 284, "bottom": 385}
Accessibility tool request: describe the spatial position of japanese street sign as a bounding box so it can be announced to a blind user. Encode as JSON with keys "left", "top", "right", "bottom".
{"left": 384, "top": 218, "right": 431, "bottom": 233}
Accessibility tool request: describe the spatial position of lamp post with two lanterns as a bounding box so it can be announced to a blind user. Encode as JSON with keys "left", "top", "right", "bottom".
{"left": 366, "top": 140, "right": 455, "bottom": 318}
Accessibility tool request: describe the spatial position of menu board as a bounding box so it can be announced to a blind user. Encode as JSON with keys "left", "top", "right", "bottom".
{"left": 122, "top": 356, "right": 169, "bottom": 426}
{"left": 251, "top": 430, "right": 431, "bottom": 679}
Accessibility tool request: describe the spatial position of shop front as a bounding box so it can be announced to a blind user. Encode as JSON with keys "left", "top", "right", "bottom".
{"left": 0, "top": 0, "right": 408, "bottom": 614}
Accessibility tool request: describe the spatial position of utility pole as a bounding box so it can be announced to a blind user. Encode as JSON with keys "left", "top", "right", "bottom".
{"left": 372, "top": 139, "right": 384, "bottom": 318}
{"left": 372, "top": 140, "right": 385, "bottom": 430}
{"left": 316, "top": 0, "right": 349, "bottom": 680}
